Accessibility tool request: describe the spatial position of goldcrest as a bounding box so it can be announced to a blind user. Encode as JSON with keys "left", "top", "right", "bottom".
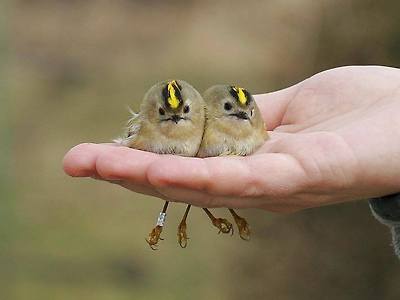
{"left": 197, "top": 85, "right": 268, "bottom": 240}
{"left": 116, "top": 79, "right": 205, "bottom": 156}
{"left": 115, "top": 79, "right": 205, "bottom": 249}
{"left": 198, "top": 85, "right": 267, "bottom": 157}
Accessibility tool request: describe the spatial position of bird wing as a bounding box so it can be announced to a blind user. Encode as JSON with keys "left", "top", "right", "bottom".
{"left": 113, "top": 109, "right": 141, "bottom": 146}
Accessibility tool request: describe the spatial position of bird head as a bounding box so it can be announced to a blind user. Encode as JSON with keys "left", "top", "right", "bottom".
{"left": 141, "top": 79, "right": 205, "bottom": 137}
{"left": 204, "top": 85, "right": 259, "bottom": 125}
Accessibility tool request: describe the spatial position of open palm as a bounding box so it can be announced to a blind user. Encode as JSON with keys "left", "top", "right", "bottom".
{"left": 63, "top": 66, "right": 400, "bottom": 212}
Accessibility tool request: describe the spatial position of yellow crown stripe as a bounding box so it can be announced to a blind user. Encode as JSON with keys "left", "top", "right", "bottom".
{"left": 233, "top": 86, "right": 247, "bottom": 105}
{"left": 167, "top": 80, "right": 180, "bottom": 109}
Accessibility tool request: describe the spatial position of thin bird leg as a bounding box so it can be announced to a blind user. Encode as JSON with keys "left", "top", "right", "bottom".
{"left": 177, "top": 205, "right": 191, "bottom": 248}
{"left": 203, "top": 208, "right": 233, "bottom": 235}
{"left": 228, "top": 209, "right": 251, "bottom": 241}
{"left": 146, "top": 201, "right": 169, "bottom": 250}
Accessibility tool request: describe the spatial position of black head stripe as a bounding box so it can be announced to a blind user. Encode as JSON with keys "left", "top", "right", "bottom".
{"left": 172, "top": 80, "right": 183, "bottom": 103}
{"left": 175, "top": 81, "right": 182, "bottom": 91}
{"left": 243, "top": 89, "right": 253, "bottom": 104}
{"left": 162, "top": 84, "right": 169, "bottom": 105}
{"left": 229, "top": 86, "right": 240, "bottom": 102}
{"left": 229, "top": 85, "right": 251, "bottom": 106}
{"left": 162, "top": 80, "right": 183, "bottom": 109}
{"left": 173, "top": 85, "right": 183, "bottom": 101}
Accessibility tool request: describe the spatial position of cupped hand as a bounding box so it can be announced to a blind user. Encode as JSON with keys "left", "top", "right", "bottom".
{"left": 63, "top": 66, "right": 400, "bottom": 212}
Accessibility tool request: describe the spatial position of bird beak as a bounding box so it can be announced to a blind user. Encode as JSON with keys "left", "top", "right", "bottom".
{"left": 231, "top": 111, "right": 249, "bottom": 120}
{"left": 171, "top": 115, "right": 181, "bottom": 124}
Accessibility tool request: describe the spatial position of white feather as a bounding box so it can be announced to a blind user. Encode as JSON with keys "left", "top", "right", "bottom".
{"left": 113, "top": 107, "right": 141, "bottom": 146}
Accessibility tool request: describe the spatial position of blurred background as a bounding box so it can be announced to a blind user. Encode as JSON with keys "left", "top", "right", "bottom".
{"left": 2, "top": 0, "right": 400, "bottom": 299}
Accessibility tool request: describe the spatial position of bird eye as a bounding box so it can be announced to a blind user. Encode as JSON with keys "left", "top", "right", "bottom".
{"left": 183, "top": 105, "right": 190, "bottom": 114}
{"left": 159, "top": 107, "right": 165, "bottom": 115}
{"left": 224, "top": 102, "right": 232, "bottom": 111}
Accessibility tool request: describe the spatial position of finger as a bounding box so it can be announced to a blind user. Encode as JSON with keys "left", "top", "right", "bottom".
{"left": 146, "top": 153, "right": 307, "bottom": 199}
{"left": 153, "top": 184, "right": 308, "bottom": 212}
{"left": 154, "top": 186, "right": 269, "bottom": 209}
{"left": 254, "top": 83, "right": 300, "bottom": 130}
{"left": 96, "top": 172, "right": 271, "bottom": 209}
{"left": 114, "top": 179, "right": 307, "bottom": 211}
{"left": 254, "top": 131, "right": 295, "bottom": 154}
{"left": 63, "top": 143, "right": 162, "bottom": 188}
{"left": 94, "top": 146, "right": 160, "bottom": 185}
{"left": 266, "top": 131, "right": 294, "bottom": 139}
{"left": 258, "top": 203, "right": 304, "bottom": 213}
{"left": 63, "top": 143, "right": 116, "bottom": 177}
{"left": 116, "top": 181, "right": 169, "bottom": 199}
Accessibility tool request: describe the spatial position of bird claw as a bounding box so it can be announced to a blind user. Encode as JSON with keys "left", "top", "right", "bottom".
{"left": 177, "top": 220, "right": 189, "bottom": 248}
{"left": 212, "top": 218, "right": 234, "bottom": 235}
{"left": 146, "top": 225, "right": 163, "bottom": 250}
{"left": 229, "top": 209, "right": 251, "bottom": 240}
{"left": 234, "top": 216, "right": 251, "bottom": 241}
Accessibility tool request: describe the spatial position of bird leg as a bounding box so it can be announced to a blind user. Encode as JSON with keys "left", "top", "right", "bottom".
{"left": 146, "top": 201, "right": 169, "bottom": 250}
{"left": 203, "top": 208, "right": 233, "bottom": 235}
{"left": 229, "top": 209, "right": 250, "bottom": 240}
{"left": 177, "top": 205, "right": 191, "bottom": 248}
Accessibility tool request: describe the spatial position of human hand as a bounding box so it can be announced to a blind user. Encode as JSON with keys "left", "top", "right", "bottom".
{"left": 63, "top": 66, "right": 400, "bottom": 212}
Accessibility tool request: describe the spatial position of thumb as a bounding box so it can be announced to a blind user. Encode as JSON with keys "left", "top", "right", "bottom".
{"left": 254, "top": 83, "right": 300, "bottom": 130}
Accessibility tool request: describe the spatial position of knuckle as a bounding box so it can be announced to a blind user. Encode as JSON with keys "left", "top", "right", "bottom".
{"left": 96, "top": 152, "right": 119, "bottom": 179}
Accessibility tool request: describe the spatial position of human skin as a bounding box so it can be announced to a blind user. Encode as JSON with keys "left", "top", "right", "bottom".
{"left": 63, "top": 66, "right": 400, "bottom": 213}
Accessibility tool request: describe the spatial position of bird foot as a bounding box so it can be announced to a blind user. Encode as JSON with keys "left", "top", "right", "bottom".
{"left": 177, "top": 220, "right": 189, "bottom": 248}
{"left": 234, "top": 216, "right": 251, "bottom": 240}
{"left": 212, "top": 218, "right": 234, "bottom": 235}
{"left": 145, "top": 225, "right": 163, "bottom": 250}
{"left": 229, "top": 209, "right": 250, "bottom": 240}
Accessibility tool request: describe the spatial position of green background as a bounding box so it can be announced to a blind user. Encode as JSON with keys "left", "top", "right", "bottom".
{"left": 2, "top": 0, "right": 400, "bottom": 299}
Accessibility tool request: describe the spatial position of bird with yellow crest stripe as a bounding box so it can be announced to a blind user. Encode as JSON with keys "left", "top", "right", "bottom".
{"left": 186, "top": 85, "right": 268, "bottom": 241}
{"left": 115, "top": 79, "right": 206, "bottom": 249}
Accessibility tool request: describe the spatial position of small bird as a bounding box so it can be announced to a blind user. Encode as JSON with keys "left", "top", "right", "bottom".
{"left": 196, "top": 85, "right": 268, "bottom": 240}
{"left": 115, "top": 79, "right": 206, "bottom": 250}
